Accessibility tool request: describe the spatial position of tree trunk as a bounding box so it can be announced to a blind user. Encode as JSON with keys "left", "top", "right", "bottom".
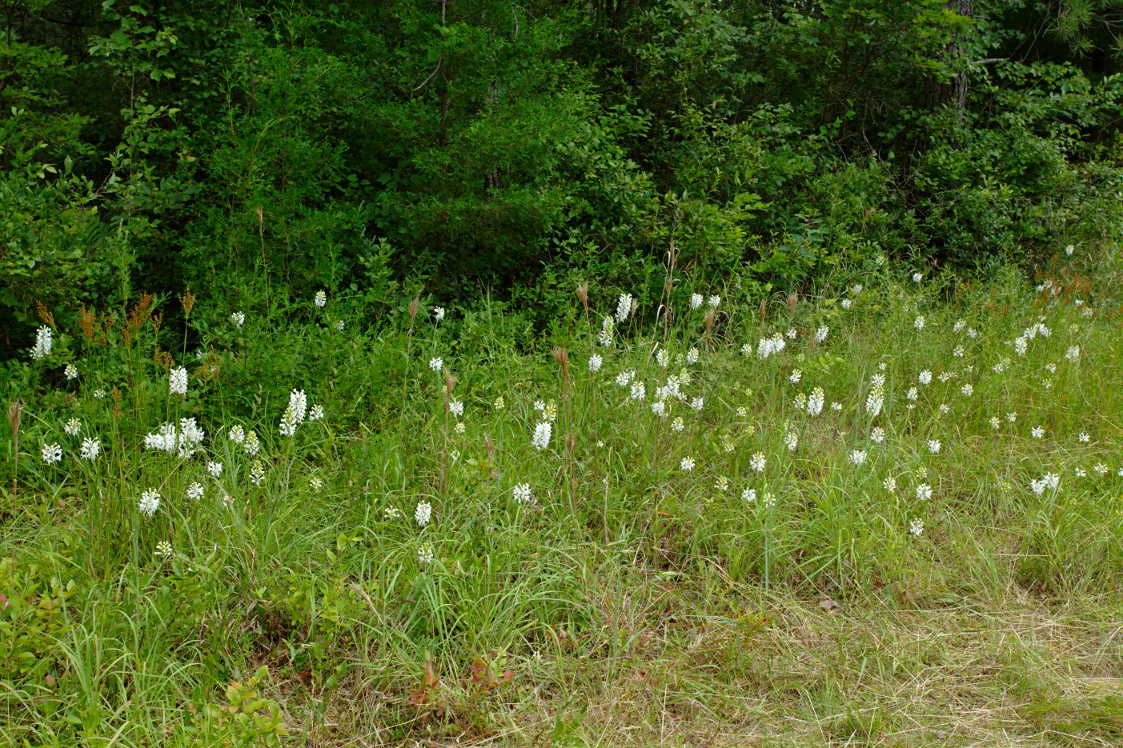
{"left": 926, "top": 0, "right": 973, "bottom": 114}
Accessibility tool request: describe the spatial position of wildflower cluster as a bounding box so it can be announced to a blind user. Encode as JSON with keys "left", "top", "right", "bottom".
{"left": 279, "top": 389, "right": 322, "bottom": 436}
{"left": 145, "top": 419, "right": 206, "bottom": 458}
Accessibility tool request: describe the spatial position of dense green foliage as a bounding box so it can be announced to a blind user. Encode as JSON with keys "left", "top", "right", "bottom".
{"left": 3, "top": 0, "right": 1122, "bottom": 352}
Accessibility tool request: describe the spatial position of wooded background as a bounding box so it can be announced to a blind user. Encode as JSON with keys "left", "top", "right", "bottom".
{"left": 3, "top": 0, "right": 1122, "bottom": 355}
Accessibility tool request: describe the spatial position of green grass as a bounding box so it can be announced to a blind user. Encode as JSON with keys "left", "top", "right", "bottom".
{"left": 2, "top": 247, "right": 1122, "bottom": 745}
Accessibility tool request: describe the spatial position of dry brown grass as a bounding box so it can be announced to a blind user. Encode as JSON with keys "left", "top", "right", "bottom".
{"left": 288, "top": 560, "right": 1122, "bottom": 747}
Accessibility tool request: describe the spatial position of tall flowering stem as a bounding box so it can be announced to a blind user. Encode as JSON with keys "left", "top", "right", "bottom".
{"left": 405, "top": 293, "right": 420, "bottom": 404}
{"left": 763, "top": 493, "right": 773, "bottom": 592}
{"left": 576, "top": 283, "right": 591, "bottom": 346}
{"left": 180, "top": 287, "right": 195, "bottom": 359}
{"left": 658, "top": 208, "right": 680, "bottom": 343}
{"left": 7, "top": 400, "right": 20, "bottom": 497}
{"left": 553, "top": 347, "right": 577, "bottom": 515}
{"left": 399, "top": 293, "right": 422, "bottom": 449}
{"left": 439, "top": 369, "right": 455, "bottom": 496}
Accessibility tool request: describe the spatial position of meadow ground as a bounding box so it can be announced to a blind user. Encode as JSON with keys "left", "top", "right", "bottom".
{"left": 2, "top": 247, "right": 1121, "bottom": 746}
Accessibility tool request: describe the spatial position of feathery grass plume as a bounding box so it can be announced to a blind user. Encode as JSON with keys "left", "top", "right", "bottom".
{"left": 787, "top": 292, "right": 799, "bottom": 315}
{"left": 35, "top": 300, "right": 55, "bottom": 327}
{"left": 180, "top": 287, "right": 195, "bottom": 317}
{"left": 704, "top": 307, "right": 716, "bottom": 339}
{"left": 408, "top": 294, "right": 420, "bottom": 326}
{"left": 123, "top": 294, "right": 154, "bottom": 345}
{"left": 79, "top": 306, "right": 98, "bottom": 343}
{"left": 110, "top": 387, "right": 122, "bottom": 420}
{"left": 154, "top": 349, "right": 174, "bottom": 370}
{"left": 552, "top": 347, "right": 570, "bottom": 387}
{"left": 179, "top": 289, "right": 195, "bottom": 357}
